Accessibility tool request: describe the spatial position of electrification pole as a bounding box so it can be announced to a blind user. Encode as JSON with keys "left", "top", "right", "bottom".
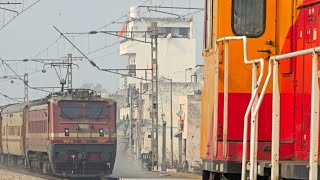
{"left": 150, "top": 22, "right": 159, "bottom": 170}
{"left": 67, "top": 54, "right": 73, "bottom": 89}
{"left": 57, "top": 25, "right": 160, "bottom": 169}
{"left": 170, "top": 79, "right": 173, "bottom": 168}
{"left": 23, "top": 73, "right": 28, "bottom": 102}
{"left": 162, "top": 120, "right": 167, "bottom": 171}
{"left": 161, "top": 77, "right": 173, "bottom": 168}
{"left": 129, "top": 86, "right": 133, "bottom": 157}
{"left": 137, "top": 80, "right": 143, "bottom": 159}
{"left": 0, "top": 73, "right": 29, "bottom": 102}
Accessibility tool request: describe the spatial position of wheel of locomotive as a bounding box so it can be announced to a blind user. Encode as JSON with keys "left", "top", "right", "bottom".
{"left": 202, "top": 170, "right": 210, "bottom": 180}
{"left": 8, "top": 156, "right": 17, "bottom": 167}
{"left": 1, "top": 155, "right": 6, "bottom": 165}
{"left": 202, "top": 171, "right": 221, "bottom": 180}
{"left": 41, "top": 162, "right": 50, "bottom": 174}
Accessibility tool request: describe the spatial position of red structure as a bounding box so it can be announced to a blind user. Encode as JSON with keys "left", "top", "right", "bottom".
{"left": 0, "top": 89, "right": 117, "bottom": 178}
{"left": 201, "top": 0, "right": 320, "bottom": 179}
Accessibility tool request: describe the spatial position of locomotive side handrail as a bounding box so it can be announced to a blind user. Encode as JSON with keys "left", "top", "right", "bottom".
{"left": 215, "top": 36, "right": 264, "bottom": 180}
{"left": 252, "top": 47, "right": 320, "bottom": 180}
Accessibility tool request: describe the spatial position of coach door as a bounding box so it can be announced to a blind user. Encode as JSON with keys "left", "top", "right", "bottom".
{"left": 230, "top": 0, "right": 277, "bottom": 61}
{"left": 218, "top": 0, "right": 277, "bottom": 142}
{"left": 295, "top": 2, "right": 320, "bottom": 152}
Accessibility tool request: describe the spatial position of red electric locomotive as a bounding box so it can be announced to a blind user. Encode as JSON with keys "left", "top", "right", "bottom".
{"left": 0, "top": 89, "right": 117, "bottom": 178}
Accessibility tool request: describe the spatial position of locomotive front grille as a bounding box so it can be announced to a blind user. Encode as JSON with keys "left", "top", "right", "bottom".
{"left": 53, "top": 163, "right": 112, "bottom": 175}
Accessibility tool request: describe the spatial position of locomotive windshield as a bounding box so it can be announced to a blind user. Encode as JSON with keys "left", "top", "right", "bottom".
{"left": 59, "top": 101, "right": 108, "bottom": 119}
{"left": 86, "top": 103, "right": 107, "bottom": 118}
{"left": 60, "top": 103, "right": 81, "bottom": 118}
{"left": 232, "top": 0, "right": 266, "bottom": 37}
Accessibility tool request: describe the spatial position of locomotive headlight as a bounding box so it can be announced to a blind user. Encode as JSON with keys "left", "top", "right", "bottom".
{"left": 65, "top": 128, "right": 70, "bottom": 137}
{"left": 99, "top": 128, "right": 104, "bottom": 137}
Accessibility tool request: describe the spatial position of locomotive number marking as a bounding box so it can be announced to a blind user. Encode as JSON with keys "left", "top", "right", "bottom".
{"left": 63, "top": 139, "right": 73, "bottom": 143}
{"left": 220, "top": 163, "right": 224, "bottom": 172}
{"left": 98, "top": 139, "right": 106, "bottom": 143}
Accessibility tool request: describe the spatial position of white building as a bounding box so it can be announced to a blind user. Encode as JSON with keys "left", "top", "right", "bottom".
{"left": 116, "top": 6, "right": 200, "bottom": 170}
{"left": 119, "top": 6, "right": 197, "bottom": 89}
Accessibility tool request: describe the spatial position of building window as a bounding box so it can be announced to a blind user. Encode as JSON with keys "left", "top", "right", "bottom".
{"left": 205, "top": 0, "right": 213, "bottom": 50}
{"left": 232, "top": 0, "right": 266, "bottom": 38}
{"left": 161, "top": 27, "right": 190, "bottom": 38}
{"left": 179, "top": 28, "right": 190, "bottom": 38}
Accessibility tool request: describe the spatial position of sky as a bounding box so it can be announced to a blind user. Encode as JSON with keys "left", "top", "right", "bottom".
{"left": 0, "top": 0, "right": 204, "bottom": 105}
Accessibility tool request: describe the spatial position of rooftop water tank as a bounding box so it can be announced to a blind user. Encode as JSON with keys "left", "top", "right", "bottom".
{"left": 130, "top": 5, "right": 140, "bottom": 20}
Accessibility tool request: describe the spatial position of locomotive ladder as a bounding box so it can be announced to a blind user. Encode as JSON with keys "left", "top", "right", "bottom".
{"left": 214, "top": 36, "right": 265, "bottom": 180}
{"left": 253, "top": 47, "right": 320, "bottom": 180}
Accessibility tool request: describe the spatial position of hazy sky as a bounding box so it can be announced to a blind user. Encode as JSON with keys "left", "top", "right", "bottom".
{"left": 0, "top": 0, "right": 204, "bottom": 105}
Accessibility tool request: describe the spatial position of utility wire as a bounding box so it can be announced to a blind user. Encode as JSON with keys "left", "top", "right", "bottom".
{"left": 26, "top": 1, "right": 202, "bottom": 82}
{"left": 54, "top": 26, "right": 152, "bottom": 82}
{"left": 158, "top": 9, "right": 204, "bottom": 27}
{"left": 0, "top": 91, "right": 23, "bottom": 102}
{"left": 0, "top": 0, "right": 41, "bottom": 31}
{"left": 92, "top": 41, "right": 140, "bottom": 61}
{"left": 87, "top": 41, "right": 119, "bottom": 55}
{"left": 84, "top": 9, "right": 204, "bottom": 61}
{"left": 54, "top": 26, "right": 101, "bottom": 71}
{"left": 31, "top": 37, "right": 61, "bottom": 58}
{"left": 0, "top": 58, "right": 50, "bottom": 93}
{"left": 32, "top": 0, "right": 200, "bottom": 61}
{"left": 66, "top": 0, "right": 152, "bottom": 40}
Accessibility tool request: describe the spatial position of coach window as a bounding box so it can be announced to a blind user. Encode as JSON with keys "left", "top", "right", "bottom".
{"left": 232, "top": 0, "right": 266, "bottom": 38}
{"left": 205, "top": 0, "right": 213, "bottom": 50}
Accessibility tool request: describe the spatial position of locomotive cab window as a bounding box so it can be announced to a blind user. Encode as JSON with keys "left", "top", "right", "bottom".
{"left": 86, "top": 103, "right": 108, "bottom": 118}
{"left": 60, "top": 103, "right": 81, "bottom": 118}
{"left": 59, "top": 101, "right": 108, "bottom": 120}
{"left": 232, "top": 0, "right": 266, "bottom": 38}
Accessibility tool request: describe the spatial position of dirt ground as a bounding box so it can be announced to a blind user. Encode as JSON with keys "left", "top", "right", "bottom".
{"left": 0, "top": 168, "right": 46, "bottom": 180}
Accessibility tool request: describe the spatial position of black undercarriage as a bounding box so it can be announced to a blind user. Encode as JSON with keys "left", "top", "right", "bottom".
{"left": 0, "top": 143, "right": 116, "bottom": 178}
{"left": 202, "top": 159, "right": 317, "bottom": 180}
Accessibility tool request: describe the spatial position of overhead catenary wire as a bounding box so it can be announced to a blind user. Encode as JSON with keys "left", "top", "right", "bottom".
{"left": 53, "top": 26, "right": 101, "bottom": 71}
{"left": 32, "top": 0, "right": 201, "bottom": 62}
{"left": 65, "top": 0, "right": 152, "bottom": 40}
{"left": 0, "top": 58, "right": 50, "bottom": 93}
{"left": 54, "top": 26, "right": 152, "bottom": 82}
{"left": 92, "top": 41, "right": 140, "bottom": 61}
{"left": 31, "top": 37, "right": 61, "bottom": 58}
{"left": 87, "top": 41, "right": 119, "bottom": 55}
{"left": 83, "top": 9, "right": 204, "bottom": 61}
{"left": 0, "top": 0, "right": 41, "bottom": 31}
{"left": 62, "top": 0, "right": 164, "bottom": 55}
{"left": 0, "top": 91, "right": 23, "bottom": 102}
{"left": 90, "top": 0, "right": 151, "bottom": 31}
{"left": 17, "top": 0, "right": 202, "bottom": 84}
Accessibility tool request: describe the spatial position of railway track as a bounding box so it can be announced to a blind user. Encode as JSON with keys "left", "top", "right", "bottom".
{"left": 0, "top": 164, "right": 122, "bottom": 180}
{"left": 0, "top": 164, "right": 65, "bottom": 180}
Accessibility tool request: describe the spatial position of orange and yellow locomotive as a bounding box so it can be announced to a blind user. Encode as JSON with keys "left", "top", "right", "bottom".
{"left": 202, "top": 0, "right": 320, "bottom": 179}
